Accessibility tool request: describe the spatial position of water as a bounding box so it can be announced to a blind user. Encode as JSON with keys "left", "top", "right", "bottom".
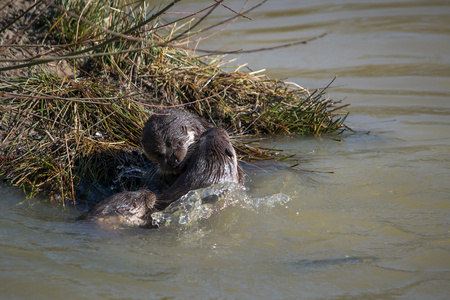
{"left": 1, "top": 0, "right": 450, "bottom": 298}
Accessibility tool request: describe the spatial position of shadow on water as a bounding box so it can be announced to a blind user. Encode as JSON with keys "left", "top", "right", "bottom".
{"left": 287, "top": 256, "right": 378, "bottom": 269}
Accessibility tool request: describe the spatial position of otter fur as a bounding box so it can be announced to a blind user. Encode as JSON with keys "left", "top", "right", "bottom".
{"left": 157, "top": 127, "right": 244, "bottom": 209}
{"left": 141, "top": 108, "right": 212, "bottom": 189}
{"left": 76, "top": 189, "right": 157, "bottom": 228}
{"left": 77, "top": 126, "right": 243, "bottom": 228}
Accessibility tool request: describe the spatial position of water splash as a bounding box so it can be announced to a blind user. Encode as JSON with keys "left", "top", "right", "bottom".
{"left": 247, "top": 193, "right": 291, "bottom": 209}
{"left": 151, "top": 182, "right": 246, "bottom": 227}
{"left": 151, "top": 182, "right": 292, "bottom": 228}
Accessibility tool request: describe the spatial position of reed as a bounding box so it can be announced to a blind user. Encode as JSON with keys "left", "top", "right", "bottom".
{"left": 0, "top": 0, "right": 349, "bottom": 204}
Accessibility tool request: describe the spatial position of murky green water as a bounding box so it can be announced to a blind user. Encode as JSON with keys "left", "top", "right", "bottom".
{"left": 1, "top": 0, "right": 450, "bottom": 299}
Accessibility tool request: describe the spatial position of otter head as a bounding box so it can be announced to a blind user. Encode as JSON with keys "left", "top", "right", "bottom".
{"left": 141, "top": 110, "right": 197, "bottom": 175}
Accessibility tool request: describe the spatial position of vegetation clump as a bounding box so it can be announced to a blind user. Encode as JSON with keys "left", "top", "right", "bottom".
{"left": 0, "top": 0, "right": 349, "bottom": 204}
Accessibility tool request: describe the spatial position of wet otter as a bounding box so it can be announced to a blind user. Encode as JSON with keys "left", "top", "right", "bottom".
{"left": 141, "top": 108, "right": 212, "bottom": 189}
{"left": 76, "top": 189, "right": 157, "bottom": 228}
{"left": 157, "top": 127, "right": 244, "bottom": 209}
{"left": 77, "top": 127, "right": 244, "bottom": 227}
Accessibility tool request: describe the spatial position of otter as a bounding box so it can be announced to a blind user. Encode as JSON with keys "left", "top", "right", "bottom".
{"left": 141, "top": 108, "right": 212, "bottom": 189}
{"left": 76, "top": 189, "right": 157, "bottom": 228}
{"left": 157, "top": 127, "right": 244, "bottom": 209}
{"left": 77, "top": 127, "right": 244, "bottom": 228}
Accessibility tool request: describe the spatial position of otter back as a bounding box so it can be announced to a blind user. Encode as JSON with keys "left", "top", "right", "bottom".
{"left": 76, "top": 189, "right": 157, "bottom": 228}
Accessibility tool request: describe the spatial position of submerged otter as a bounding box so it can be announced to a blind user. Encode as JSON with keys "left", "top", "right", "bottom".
{"left": 77, "top": 127, "right": 244, "bottom": 227}
{"left": 76, "top": 189, "right": 157, "bottom": 228}
{"left": 141, "top": 108, "right": 212, "bottom": 189}
{"left": 157, "top": 127, "right": 244, "bottom": 209}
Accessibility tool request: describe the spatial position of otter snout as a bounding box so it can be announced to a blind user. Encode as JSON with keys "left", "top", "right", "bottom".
{"left": 166, "top": 154, "right": 181, "bottom": 169}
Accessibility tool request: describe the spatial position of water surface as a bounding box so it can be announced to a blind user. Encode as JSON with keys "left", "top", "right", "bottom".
{"left": 1, "top": 0, "right": 449, "bottom": 299}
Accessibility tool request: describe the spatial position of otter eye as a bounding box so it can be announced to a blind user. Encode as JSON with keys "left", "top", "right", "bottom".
{"left": 225, "top": 148, "right": 234, "bottom": 158}
{"left": 166, "top": 141, "right": 172, "bottom": 148}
